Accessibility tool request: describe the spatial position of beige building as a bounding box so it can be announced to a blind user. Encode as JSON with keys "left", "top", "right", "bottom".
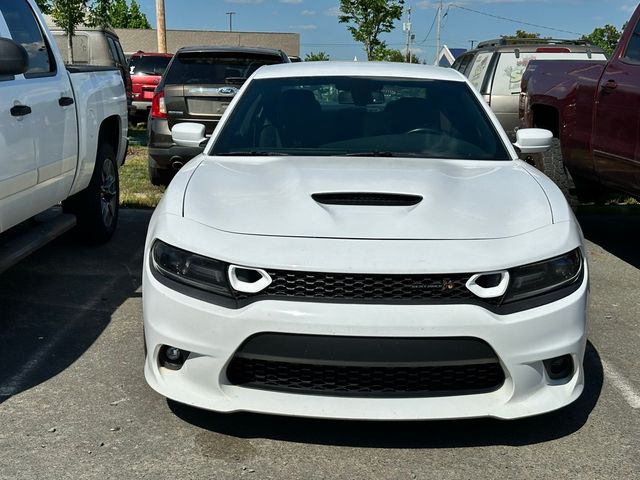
{"left": 115, "top": 28, "right": 300, "bottom": 56}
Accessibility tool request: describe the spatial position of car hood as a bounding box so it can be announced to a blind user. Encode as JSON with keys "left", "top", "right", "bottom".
{"left": 183, "top": 156, "right": 552, "bottom": 240}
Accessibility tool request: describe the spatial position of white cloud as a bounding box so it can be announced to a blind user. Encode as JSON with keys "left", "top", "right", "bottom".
{"left": 621, "top": 4, "right": 636, "bottom": 13}
{"left": 301, "top": 9, "right": 317, "bottom": 16}
{"left": 280, "top": 0, "right": 303, "bottom": 3}
{"left": 289, "top": 24, "right": 318, "bottom": 30}
{"left": 224, "top": 0, "right": 263, "bottom": 4}
{"left": 324, "top": 6, "right": 340, "bottom": 16}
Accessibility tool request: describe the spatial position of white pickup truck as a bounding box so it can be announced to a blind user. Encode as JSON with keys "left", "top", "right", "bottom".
{"left": 0, "top": 0, "right": 127, "bottom": 272}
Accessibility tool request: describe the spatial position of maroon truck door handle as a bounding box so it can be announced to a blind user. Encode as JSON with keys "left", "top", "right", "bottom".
{"left": 602, "top": 80, "right": 618, "bottom": 91}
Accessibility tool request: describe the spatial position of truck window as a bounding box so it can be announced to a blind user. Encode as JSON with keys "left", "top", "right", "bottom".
{"left": 467, "top": 52, "right": 492, "bottom": 92}
{"left": 0, "top": 0, "right": 54, "bottom": 76}
{"left": 623, "top": 20, "right": 640, "bottom": 63}
{"left": 452, "top": 54, "right": 473, "bottom": 75}
{"left": 492, "top": 51, "right": 608, "bottom": 96}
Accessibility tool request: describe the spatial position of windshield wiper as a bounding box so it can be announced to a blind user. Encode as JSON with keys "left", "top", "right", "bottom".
{"left": 344, "top": 151, "right": 398, "bottom": 157}
{"left": 217, "top": 151, "right": 290, "bottom": 156}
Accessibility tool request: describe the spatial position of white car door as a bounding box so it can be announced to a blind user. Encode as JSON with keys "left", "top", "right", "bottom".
{"left": 3, "top": 0, "right": 78, "bottom": 200}
{"left": 0, "top": 11, "right": 37, "bottom": 232}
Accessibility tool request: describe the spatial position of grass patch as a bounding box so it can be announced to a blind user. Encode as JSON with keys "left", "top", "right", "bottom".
{"left": 120, "top": 145, "right": 164, "bottom": 209}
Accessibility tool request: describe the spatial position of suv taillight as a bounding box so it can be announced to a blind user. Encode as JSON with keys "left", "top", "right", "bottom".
{"left": 535, "top": 47, "right": 571, "bottom": 53}
{"left": 151, "top": 90, "right": 167, "bottom": 119}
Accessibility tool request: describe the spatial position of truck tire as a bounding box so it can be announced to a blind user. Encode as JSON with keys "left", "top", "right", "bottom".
{"left": 148, "top": 164, "right": 172, "bottom": 187}
{"left": 63, "top": 143, "right": 119, "bottom": 243}
{"left": 532, "top": 138, "right": 579, "bottom": 207}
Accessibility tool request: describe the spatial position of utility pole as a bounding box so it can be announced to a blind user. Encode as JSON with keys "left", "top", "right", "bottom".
{"left": 435, "top": 0, "right": 443, "bottom": 65}
{"left": 226, "top": 12, "right": 236, "bottom": 32}
{"left": 469, "top": 40, "right": 476, "bottom": 49}
{"left": 403, "top": 6, "right": 412, "bottom": 62}
{"left": 156, "top": 0, "right": 167, "bottom": 53}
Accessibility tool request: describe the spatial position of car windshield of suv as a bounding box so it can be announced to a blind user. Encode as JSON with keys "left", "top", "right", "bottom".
{"left": 211, "top": 76, "right": 511, "bottom": 160}
{"left": 129, "top": 55, "right": 172, "bottom": 76}
{"left": 163, "top": 52, "right": 284, "bottom": 85}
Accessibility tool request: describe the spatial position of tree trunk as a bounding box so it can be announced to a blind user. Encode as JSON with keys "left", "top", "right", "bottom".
{"left": 67, "top": 33, "right": 74, "bottom": 64}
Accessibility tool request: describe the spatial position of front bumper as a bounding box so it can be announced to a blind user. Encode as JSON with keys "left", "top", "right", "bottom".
{"left": 143, "top": 252, "right": 588, "bottom": 421}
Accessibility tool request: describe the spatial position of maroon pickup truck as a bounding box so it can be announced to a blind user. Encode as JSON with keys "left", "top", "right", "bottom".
{"left": 520, "top": 6, "right": 640, "bottom": 201}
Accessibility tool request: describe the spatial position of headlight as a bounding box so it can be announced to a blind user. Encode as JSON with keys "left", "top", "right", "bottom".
{"left": 151, "top": 240, "right": 232, "bottom": 296}
{"left": 504, "top": 249, "right": 583, "bottom": 303}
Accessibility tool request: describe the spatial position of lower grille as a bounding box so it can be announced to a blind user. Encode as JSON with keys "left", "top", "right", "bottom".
{"left": 226, "top": 334, "right": 505, "bottom": 398}
{"left": 227, "top": 358, "right": 504, "bottom": 397}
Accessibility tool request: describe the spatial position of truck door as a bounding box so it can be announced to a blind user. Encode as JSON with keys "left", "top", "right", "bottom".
{"left": 1, "top": 0, "right": 78, "bottom": 207}
{"left": 592, "top": 18, "right": 640, "bottom": 193}
{"left": 0, "top": 8, "right": 37, "bottom": 232}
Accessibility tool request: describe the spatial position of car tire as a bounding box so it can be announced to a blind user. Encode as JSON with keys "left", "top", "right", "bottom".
{"left": 532, "top": 138, "right": 579, "bottom": 207}
{"left": 148, "top": 163, "right": 173, "bottom": 187}
{"left": 63, "top": 143, "right": 119, "bottom": 243}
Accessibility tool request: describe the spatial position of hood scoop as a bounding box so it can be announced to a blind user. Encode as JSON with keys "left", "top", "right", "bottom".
{"left": 312, "top": 192, "right": 423, "bottom": 207}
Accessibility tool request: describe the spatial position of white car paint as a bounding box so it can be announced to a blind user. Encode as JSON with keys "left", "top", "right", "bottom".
{"left": 0, "top": 0, "right": 127, "bottom": 234}
{"left": 143, "top": 62, "right": 588, "bottom": 420}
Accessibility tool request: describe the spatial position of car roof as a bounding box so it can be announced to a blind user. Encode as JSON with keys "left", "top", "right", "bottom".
{"left": 252, "top": 61, "right": 467, "bottom": 81}
{"left": 131, "top": 51, "right": 174, "bottom": 57}
{"left": 175, "top": 45, "right": 285, "bottom": 56}
{"left": 468, "top": 38, "right": 605, "bottom": 54}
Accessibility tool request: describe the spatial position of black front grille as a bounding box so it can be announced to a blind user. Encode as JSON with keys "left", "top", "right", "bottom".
{"left": 226, "top": 334, "right": 505, "bottom": 398}
{"left": 234, "top": 270, "right": 490, "bottom": 304}
{"left": 227, "top": 358, "right": 505, "bottom": 397}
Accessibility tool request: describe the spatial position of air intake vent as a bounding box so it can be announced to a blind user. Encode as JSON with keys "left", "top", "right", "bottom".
{"left": 312, "top": 192, "right": 422, "bottom": 206}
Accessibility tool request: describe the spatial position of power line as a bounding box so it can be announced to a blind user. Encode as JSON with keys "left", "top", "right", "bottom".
{"left": 451, "top": 4, "right": 584, "bottom": 36}
{"left": 417, "top": 9, "right": 438, "bottom": 45}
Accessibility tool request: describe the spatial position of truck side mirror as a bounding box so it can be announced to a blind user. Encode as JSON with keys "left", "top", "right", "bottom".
{"left": 0, "top": 38, "right": 29, "bottom": 76}
{"left": 172, "top": 123, "right": 207, "bottom": 148}
{"left": 513, "top": 128, "right": 553, "bottom": 154}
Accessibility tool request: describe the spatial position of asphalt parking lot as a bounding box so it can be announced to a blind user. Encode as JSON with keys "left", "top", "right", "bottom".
{"left": 0, "top": 208, "right": 639, "bottom": 479}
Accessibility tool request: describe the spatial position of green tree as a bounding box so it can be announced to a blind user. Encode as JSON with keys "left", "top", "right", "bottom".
{"left": 583, "top": 24, "right": 622, "bottom": 57}
{"left": 127, "top": 0, "right": 151, "bottom": 29}
{"left": 370, "top": 46, "right": 420, "bottom": 63}
{"left": 35, "top": 0, "right": 52, "bottom": 14}
{"left": 512, "top": 30, "right": 541, "bottom": 39}
{"left": 304, "top": 51, "right": 330, "bottom": 61}
{"left": 338, "top": 0, "right": 404, "bottom": 60}
{"left": 108, "top": 0, "right": 129, "bottom": 27}
{"left": 51, "top": 0, "right": 86, "bottom": 63}
{"left": 88, "top": 0, "right": 112, "bottom": 28}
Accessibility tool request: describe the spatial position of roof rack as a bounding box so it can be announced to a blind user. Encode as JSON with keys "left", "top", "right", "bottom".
{"left": 476, "top": 38, "right": 592, "bottom": 49}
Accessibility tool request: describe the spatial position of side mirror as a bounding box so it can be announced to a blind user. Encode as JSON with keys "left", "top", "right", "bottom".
{"left": 0, "top": 37, "right": 29, "bottom": 76}
{"left": 171, "top": 123, "right": 207, "bottom": 148}
{"left": 513, "top": 128, "right": 553, "bottom": 154}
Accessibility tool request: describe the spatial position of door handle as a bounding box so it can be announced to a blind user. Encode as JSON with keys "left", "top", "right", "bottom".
{"left": 59, "top": 96, "right": 74, "bottom": 107}
{"left": 10, "top": 105, "right": 32, "bottom": 117}
{"left": 602, "top": 80, "right": 617, "bottom": 92}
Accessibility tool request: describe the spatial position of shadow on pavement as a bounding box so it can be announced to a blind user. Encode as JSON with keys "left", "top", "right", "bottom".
{"left": 0, "top": 210, "right": 150, "bottom": 405}
{"left": 577, "top": 206, "right": 640, "bottom": 269}
{"left": 169, "top": 341, "right": 603, "bottom": 448}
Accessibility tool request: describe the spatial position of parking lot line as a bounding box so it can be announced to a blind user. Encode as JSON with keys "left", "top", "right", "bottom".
{"left": 602, "top": 359, "right": 640, "bottom": 409}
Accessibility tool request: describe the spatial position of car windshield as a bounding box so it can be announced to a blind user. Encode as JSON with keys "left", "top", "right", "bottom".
{"left": 163, "top": 52, "right": 284, "bottom": 85}
{"left": 129, "top": 55, "right": 172, "bottom": 76}
{"left": 211, "top": 76, "right": 511, "bottom": 160}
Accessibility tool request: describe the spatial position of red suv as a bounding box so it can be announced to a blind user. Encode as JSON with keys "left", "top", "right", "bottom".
{"left": 128, "top": 51, "right": 173, "bottom": 123}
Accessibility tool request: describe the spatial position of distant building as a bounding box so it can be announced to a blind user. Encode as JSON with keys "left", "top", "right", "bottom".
{"left": 115, "top": 28, "right": 300, "bottom": 56}
{"left": 437, "top": 45, "right": 466, "bottom": 67}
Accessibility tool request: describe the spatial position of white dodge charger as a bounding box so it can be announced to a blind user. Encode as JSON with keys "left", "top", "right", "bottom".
{"left": 143, "top": 62, "right": 588, "bottom": 420}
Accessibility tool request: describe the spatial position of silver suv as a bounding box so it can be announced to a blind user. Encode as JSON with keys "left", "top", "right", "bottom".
{"left": 451, "top": 38, "right": 606, "bottom": 139}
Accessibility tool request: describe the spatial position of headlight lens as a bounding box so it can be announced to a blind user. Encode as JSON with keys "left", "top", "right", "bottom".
{"left": 504, "top": 249, "right": 583, "bottom": 303}
{"left": 151, "top": 240, "right": 231, "bottom": 296}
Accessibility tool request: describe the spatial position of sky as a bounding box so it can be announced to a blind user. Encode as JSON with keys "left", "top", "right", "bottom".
{"left": 132, "top": 0, "right": 636, "bottom": 62}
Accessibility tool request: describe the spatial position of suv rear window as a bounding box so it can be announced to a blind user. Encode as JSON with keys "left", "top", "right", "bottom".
{"left": 163, "top": 52, "right": 284, "bottom": 85}
{"left": 129, "top": 55, "right": 172, "bottom": 76}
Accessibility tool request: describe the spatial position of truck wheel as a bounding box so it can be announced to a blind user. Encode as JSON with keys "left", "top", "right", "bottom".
{"left": 148, "top": 164, "right": 172, "bottom": 187}
{"left": 532, "top": 138, "right": 579, "bottom": 207}
{"left": 63, "top": 143, "right": 119, "bottom": 243}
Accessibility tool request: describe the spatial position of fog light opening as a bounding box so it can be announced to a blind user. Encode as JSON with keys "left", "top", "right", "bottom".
{"left": 159, "top": 345, "right": 190, "bottom": 370}
{"left": 543, "top": 354, "right": 574, "bottom": 381}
